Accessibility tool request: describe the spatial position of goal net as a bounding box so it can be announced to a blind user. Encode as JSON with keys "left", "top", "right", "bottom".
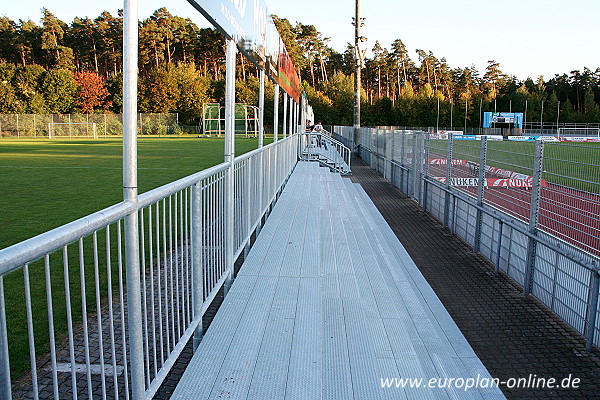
{"left": 48, "top": 122, "right": 98, "bottom": 138}
{"left": 557, "top": 127, "right": 600, "bottom": 138}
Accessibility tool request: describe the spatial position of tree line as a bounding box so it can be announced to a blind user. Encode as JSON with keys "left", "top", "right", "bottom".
{"left": 1, "top": 8, "right": 599, "bottom": 127}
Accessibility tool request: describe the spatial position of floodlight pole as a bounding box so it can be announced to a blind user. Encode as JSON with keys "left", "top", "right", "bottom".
{"left": 122, "top": 0, "right": 144, "bottom": 397}
{"left": 353, "top": 0, "right": 363, "bottom": 153}
{"left": 556, "top": 100, "right": 561, "bottom": 135}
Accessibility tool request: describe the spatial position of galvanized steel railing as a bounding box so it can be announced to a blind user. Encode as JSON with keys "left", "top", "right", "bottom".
{"left": 300, "top": 132, "right": 351, "bottom": 174}
{"left": 334, "top": 126, "right": 600, "bottom": 352}
{"left": 0, "top": 133, "right": 300, "bottom": 399}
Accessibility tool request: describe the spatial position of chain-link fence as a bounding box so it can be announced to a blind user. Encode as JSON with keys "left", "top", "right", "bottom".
{"left": 0, "top": 113, "right": 179, "bottom": 137}
{"left": 334, "top": 126, "right": 600, "bottom": 352}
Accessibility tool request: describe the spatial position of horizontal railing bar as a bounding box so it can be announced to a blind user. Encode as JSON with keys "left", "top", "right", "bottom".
{"left": 138, "top": 162, "right": 230, "bottom": 209}
{"left": 0, "top": 201, "right": 135, "bottom": 275}
{"left": 234, "top": 133, "right": 295, "bottom": 164}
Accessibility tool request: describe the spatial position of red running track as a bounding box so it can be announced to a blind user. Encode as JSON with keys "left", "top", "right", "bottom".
{"left": 427, "top": 160, "right": 600, "bottom": 257}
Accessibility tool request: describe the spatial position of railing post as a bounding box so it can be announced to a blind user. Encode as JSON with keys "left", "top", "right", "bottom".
{"left": 192, "top": 182, "right": 203, "bottom": 350}
{"left": 289, "top": 97, "right": 294, "bottom": 136}
{"left": 283, "top": 93, "right": 288, "bottom": 138}
{"left": 123, "top": 0, "right": 145, "bottom": 396}
{"left": 422, "top": 132, "right": 431, "bottom": 211}
{"left": 585, "top": 268, "right": 599, "bottom": 352}
{"left": 223, "top": 39, "right": 236, "bottom": 295}
{"left": 258, "top": 70, "right": 265, "bottom": 148}
{"left": 523, "top": 140, "right": 544, "bottom": 296}
{"left": 273, "top": 84, "right": 280, "bottom": 142}
{"left": 443, "top": 133, "right": 453, "bottom": 228}
{"left": 473, "top": 137, "right": 488, "bottom": 253}
{"left": 0, "top": 277, "right": 11, "bottom": 400}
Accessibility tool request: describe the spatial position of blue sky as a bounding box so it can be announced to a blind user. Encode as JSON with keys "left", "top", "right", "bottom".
{"left": 2, "top": 0, "right": 599, "bottom": 80}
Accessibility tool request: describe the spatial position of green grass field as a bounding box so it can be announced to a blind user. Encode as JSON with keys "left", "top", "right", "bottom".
{"left": 0, "top": 136, "right": 273, "bottom": 250}
{"left": 0, "top": 135, "right": 273, "bottom": 378}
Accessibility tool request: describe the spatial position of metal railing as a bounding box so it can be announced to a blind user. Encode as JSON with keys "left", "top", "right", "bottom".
{"left": 334, "top": 126, "right": 600, "bottom": 352}
{"left": 0, "top": 133, "right": 300, "bottom": 399}
{"left": 300, "top": 131, "right": 351, "bottom": 175}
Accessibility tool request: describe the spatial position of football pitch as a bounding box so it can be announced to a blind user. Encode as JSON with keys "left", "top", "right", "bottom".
{"left": 0, "top": 136, "right": 270, "bottom": 250}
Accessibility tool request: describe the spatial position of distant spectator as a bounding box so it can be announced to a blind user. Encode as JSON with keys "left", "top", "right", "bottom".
{"left": 306, "top": 120, "right": 313, "bottom": 131}
{"left": 313, "top": 121, "right": 323, "bottom": 133}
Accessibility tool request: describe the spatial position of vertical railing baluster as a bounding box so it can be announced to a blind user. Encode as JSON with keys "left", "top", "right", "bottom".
{"left": 140, "top": 209, "right": 150, "bottom": 386}
{"left": 117, "top": 221, "right": 130, "bottom": 400}
{"left": 63, "top": 246, "right": 78, "bottom": 400}
{"left": 92, "top": 233, "right": 108, "bottom": 399}
{"left": 23, "top": 263, "right": 39, "bottom": 400}
{"left": 193, "top": 180, "right": 204, "bottom": 350}
{"left": 0, "top": 275, "right": 10, "bottom": 400}
{"left": 105, "top": 227, "right": 120, "bottom": 399}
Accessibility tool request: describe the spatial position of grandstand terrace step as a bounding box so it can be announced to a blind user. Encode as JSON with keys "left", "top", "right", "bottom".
{"left": 172, "top": 161, "right": 504, "bottom": 400}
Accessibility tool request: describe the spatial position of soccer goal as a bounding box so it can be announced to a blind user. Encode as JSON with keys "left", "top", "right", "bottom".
{"left": 557, "top": 127, "right": 600, "bottom": 138}
{"left": 48, "top": 122, "right": 98, "bottom": 138}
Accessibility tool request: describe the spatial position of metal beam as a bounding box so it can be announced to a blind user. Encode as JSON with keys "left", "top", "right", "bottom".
{"left": 123, "top": 0, "right": 144, "bottom": 396}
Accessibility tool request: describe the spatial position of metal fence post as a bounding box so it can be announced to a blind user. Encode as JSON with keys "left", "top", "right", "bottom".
{"left": 585, "top": 268, "right": 599, "bottom": 352}
{"left": 123, "top": 0, "right": 145, "bottom": 396}
{"left": 495, "top": 220, "right": 504, "bottom": 274}
{"left": 282, "top": 93, "right": 288, "bottom": 138}
{"left": 524, "top": 140, "right": 544, "bottom": 296}
{"left": 443, "top": 134, "right": 453, "bottom": 228}
{"left": 422, "top": 132, "right": 431, "bottom": 211}
{"left": 192, "top": 182, "right": 203, "bottom": 350}
{"left": 473, "top": 137, "right": 488, "bottom": 253}
{"left": 223, "top": 39, "right": 236, "bottom": 295}
{"left": 410, "top": 132, "right": 418, "bottom": 200}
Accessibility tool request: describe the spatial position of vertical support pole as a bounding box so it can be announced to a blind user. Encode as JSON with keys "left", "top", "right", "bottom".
{"left": 353, "top": 0, "right": 362, "bottom": 154}
{"left": 273, "top": 83, "right": 280, "bottom": 141}
{"left": 473, "top": 137, "right": 487, "bottom": 253}
{"left": 258, "top": 69, "right": 265, "bottom": 147}
{"left": 422, "top": 132, "right": 431, "bottom": 211}
{"left": 288, "top": 96, "right": 293, "bottom": 137}
{"left": 523, "top": 140, "right": 544, "bottom": 296}
{"left": 443, "top": 134, "right": 453, "bottom": 228}
{"left": 223, "top": 39, "right": 236, "bottom": 296}
{"left": 410, "top": 132, "right": 418, "bottom": 200}
{"left": 495, "top": 220, "right": 503, "bottom": 274}
{"left": 585, "top": 268, "right": 599, "bottom": 352}
{"left": 0, "top": 276, "right": 11, "bottom": 400}
{"left": 282, "top": 92, "right": 288, "bottom": 138}
{"left": 192, "top": 182, "right": 203, "bottom": 350}
{"left": 123, "top": 0, "right": 144, "bottom": 396}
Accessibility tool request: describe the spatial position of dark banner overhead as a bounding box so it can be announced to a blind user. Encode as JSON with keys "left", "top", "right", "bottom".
{"left": 187, "top": 0, "right": 300, "bottom": 102}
